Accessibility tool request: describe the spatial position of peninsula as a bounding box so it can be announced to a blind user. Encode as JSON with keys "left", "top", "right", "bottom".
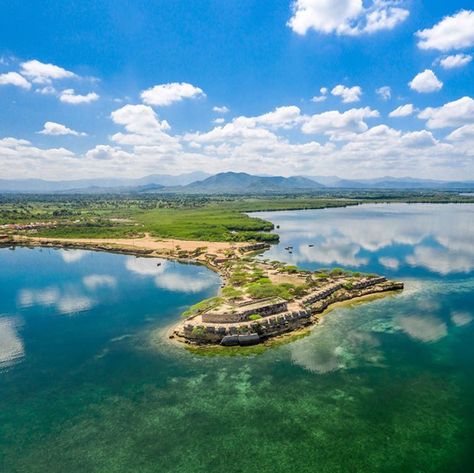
{"left": 1, "top": 231, "right": 403, "bottom": 348}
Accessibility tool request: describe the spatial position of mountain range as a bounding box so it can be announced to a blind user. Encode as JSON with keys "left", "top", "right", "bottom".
{"left": 0, "top": 172, "right": 208, "bottom": 193}
{"left": 1, "top": 172, "right": 473, "bottom": 194}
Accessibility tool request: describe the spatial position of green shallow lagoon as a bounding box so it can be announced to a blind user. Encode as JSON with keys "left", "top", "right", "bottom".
{"left": 1, "top": 204, "right": 474, "bottom": 472}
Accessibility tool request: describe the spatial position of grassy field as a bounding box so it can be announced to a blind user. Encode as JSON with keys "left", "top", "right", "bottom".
{"left": 1, "top": 192, "right": 473, "bottom": 242}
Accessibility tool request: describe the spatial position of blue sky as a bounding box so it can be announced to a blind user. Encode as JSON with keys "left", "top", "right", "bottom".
{"left": 0, "top": 0, "right": 473, "bottom": 180}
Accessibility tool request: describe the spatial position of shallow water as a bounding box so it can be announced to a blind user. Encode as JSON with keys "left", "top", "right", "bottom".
{"left": 1, "top": 204, "right": 474, "bottom": 472}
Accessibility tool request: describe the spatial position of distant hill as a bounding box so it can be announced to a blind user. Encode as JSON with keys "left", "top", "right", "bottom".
{"left": 0, "top": 172, "right": 209, "bottom": 193}
{"left": 179, "top": 172, "right": 326, "bottom": 194}
{"left": 305, "top": 176, "right": 474, "bottom": 190}
{"left": 1, "top": 171, "right": 473, "bottom": 194}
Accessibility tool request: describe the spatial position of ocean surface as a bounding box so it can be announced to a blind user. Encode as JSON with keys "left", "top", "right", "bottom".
{"left": 1, "top": 203, "right": 474, "bottom": 472}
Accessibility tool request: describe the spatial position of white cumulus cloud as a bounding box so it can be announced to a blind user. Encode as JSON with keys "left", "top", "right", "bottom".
{"left": 331, "top": 84, "right": 362, "bottom": 103}
{"left": 311, "top": 87, "right": 328, "bottom": 102}
{"left": 213, "top": 105, "right": 229, "bottom": 113}
{"left": 376, "top": 86, "right": 391, "bottom": 100}
{"left": 0, "top": 72, "right": 31, "bottom": 89}
{"left": 20, "top": 59, "right": 76, "bottom": 84}
{"left": 35, "top": 85, "right": 57, "bottom": 95}
{"left": 141, "top": 82, "right": 205, "bottom": 106}
{"left": 302, "top": 107, "right": 379, "bottom": 137}
{"left": 446, "top": 124, "right": 474, "bottom": 142}
{"left": 389, "top": 104, "right": 414, "bottom": 117}
{"left": 288, "top": 0, "right": 409, "bottom": 36}
{"left": 408, "top": 69, "right": 443, "bottom": 93}
{"left": 416, "top": 10, "right": 474, "bottom": 51}
{"left": 418, "top": 96, "right": 474, "bottom": 128}
{"left": 109, "top": 104, "right": 179, "bottom": 148}
{"left": 85, "top": 145, "right": 132, "bottom": 161}
{"left": 59, "top": 89, "right": 99, "bottom": 104}
{"left": 38, "top": 121, "right": 87, "bottom": 136}
{"left": 438, "top": 53, "right": 472, "bottom": 69}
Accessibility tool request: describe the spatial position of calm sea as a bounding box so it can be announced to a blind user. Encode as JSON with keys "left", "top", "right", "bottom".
{"left": 1, "top": 203, "right": 473, "bottom": 472}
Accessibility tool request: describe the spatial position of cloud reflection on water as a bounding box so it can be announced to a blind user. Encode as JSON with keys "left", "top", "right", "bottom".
{"left": 259, "top": 204, "right": 474, "bottom": 275}
{"left": 83, "top": 274, "right": 117, "bottom": 290}
{"left": 125, "top": 256, "right": 216, "bottom": 293}
{"left": 451, "top": 311, "right": 473, "bottom": 327}
{"left": 18, "top": 287, "right": 95, "bottom": 315}
{"left": 59, "top": 249, "right": 88, "bottom": 263}
{"left": 397, "top": 315, "right": 448, "bottom": 343}
{"left": 0, "top": 317, "right": 24, "bottom": 368}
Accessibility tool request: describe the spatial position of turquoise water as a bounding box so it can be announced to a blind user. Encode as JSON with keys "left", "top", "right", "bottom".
{"left": 1, "top": 204, "right": 474, "bottom": 472}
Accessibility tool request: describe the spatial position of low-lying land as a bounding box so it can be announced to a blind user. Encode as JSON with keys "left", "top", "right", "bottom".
{"left": 2, "top": 191, "right": 473, "bottom": 243}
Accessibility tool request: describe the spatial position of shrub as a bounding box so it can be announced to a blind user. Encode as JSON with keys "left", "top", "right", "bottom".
{"left": 222, "top": 287, "right": 242, "bottom": 299}
{"left": 182, "top": 297, "right": 223, "bottom": 317}
{"left": 229, "top": 272, "right": 248, "bottom": 285}
{"left": 191, "top": 326, "right": 206, "bottom": 337}
{"left": 245, "top": 282, "right": 281, "bottom": 299}
{"left": 292, "top": 284, "right": 309, "bottom": 297}
{"left": 245, "top": 281, "right": 294, "bottom": 300}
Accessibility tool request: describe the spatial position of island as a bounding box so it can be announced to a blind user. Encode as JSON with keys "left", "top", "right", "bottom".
{"left": 1, "top": 231, "right": 403, "bottom": 348}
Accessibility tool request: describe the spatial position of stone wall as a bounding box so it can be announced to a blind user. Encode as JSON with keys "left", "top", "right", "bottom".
{"left": 176, "top": 280, "right": 404, "bottom": 346}
{"left": 352, "top": 277, "right": 386, "bottom": 289}
{"left": 182, "top": 308, "right": 311, "bottom": 344}
{"left": 302, "top": 283, "right": 342, "bottom": 305}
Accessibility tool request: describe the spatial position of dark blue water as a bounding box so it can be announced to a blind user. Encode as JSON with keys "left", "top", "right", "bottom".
{"left": 1, "top": 204, "right": 474, "bottom": 473}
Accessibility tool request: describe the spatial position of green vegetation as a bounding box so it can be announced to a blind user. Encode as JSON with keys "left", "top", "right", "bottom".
{"left": 279, "top": 265, "right": 299, "bottom": 273}
{"left": 221, "top": 287, "right": 242, "bottom": 299}
{"left": 245, "top": 281, "right": 294, "bottom": 300}
{"left": 2, "top": 191, "right": 474, "bottom": 242}
{"left": 191, "top": 326, "right": 206, "bottom": 337}
{"left": 182, "top": 297, "right": 223, "bottom": 318}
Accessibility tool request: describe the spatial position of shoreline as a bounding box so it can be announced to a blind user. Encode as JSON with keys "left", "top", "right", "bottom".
{"left": 165, "top": 290, "right": 402, "bottom": 355}
{"left": 0, "top": 233, "right": 260, "bottom": 273}
{"left": 172, "top": 280, "right": 403, "bottom": 347}
{"left": 2, "top": 234, "right": 404, "bottom": 349}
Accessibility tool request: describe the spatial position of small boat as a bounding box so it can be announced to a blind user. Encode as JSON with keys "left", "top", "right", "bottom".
{"left": 156, "top": 262, "right": 162, "bottom": 266}
{"left": 308, "top": 244, "right": 314, "bottom": 247}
